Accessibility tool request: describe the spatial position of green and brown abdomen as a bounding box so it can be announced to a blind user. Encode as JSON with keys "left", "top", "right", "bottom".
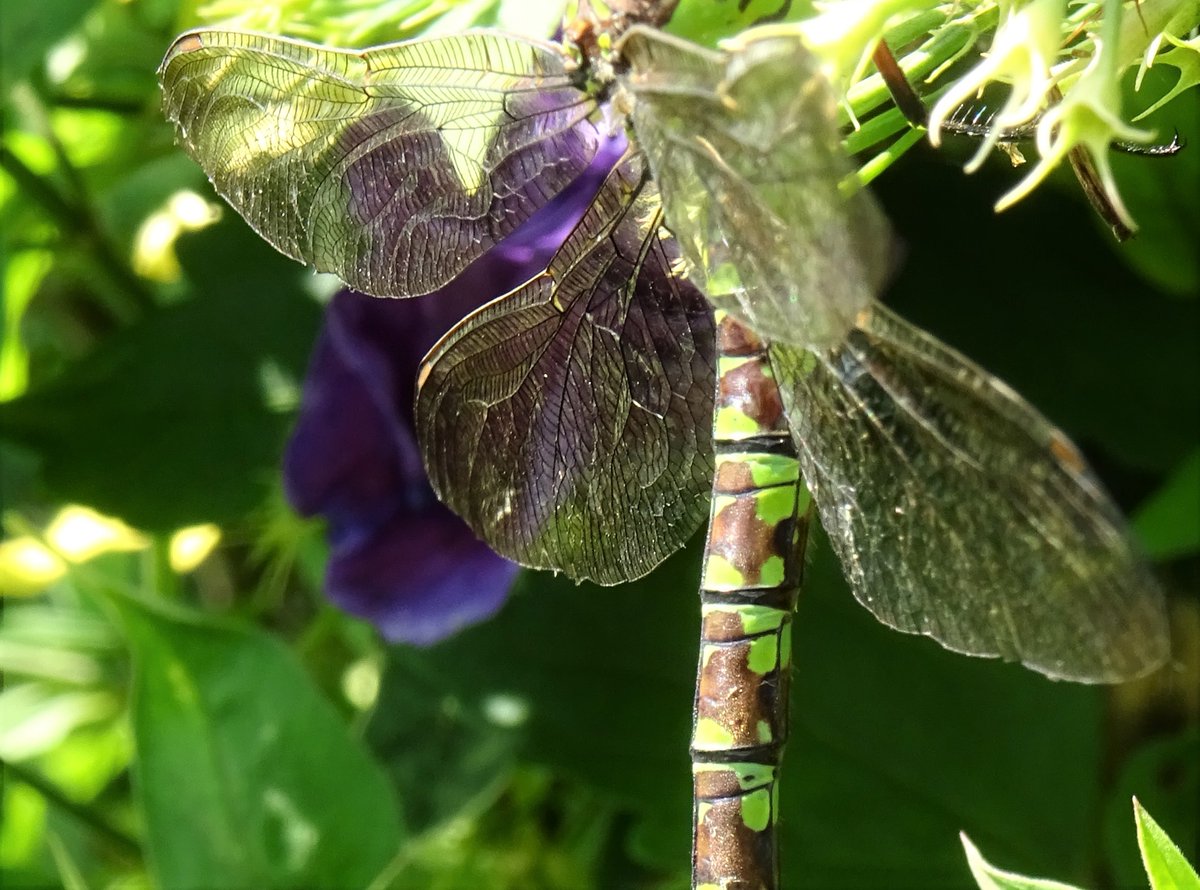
{"left": 692, "top": 311, "right": 811, "bottom": 890}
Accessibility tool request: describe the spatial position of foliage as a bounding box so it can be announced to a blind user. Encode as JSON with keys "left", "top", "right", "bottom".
{"left": 1, "top": 1, "right": 1198, "bottom": 888}
{"left": 962, "top": 798, "right": 1200, "bottom": 890}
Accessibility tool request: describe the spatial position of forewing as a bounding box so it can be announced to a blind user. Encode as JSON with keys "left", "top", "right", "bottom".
{"left": 621, "top": 26, "right": 890, "bottom": 350}
{"left": 160, "top": 29, "right": 598, "bottom": 297}
{"left": 772, "top": 304, "right": 1169, "bottom": 682}
{"left": 416, "top": 156, "right": 716, "bottom": 584}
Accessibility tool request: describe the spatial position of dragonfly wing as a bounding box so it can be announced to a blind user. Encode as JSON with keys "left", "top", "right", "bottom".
{"left": 160, "top": 29, "right": 598, "bottom": 297}
{"left": 772, "top": 304, "right": 1169, "bottom": 682}
{"left": 417, "top": 155, "right": 716, "bottom": 585}
{"left": 621, "top": 26, "right": 890, "bottom": 351}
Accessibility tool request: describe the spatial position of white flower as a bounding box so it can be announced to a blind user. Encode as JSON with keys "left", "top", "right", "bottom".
{"left": 927, "top": 0, "right": 1067, "bottom": 171}
{"left": 995, "top": 34, "right": 1153, "bottom": 232}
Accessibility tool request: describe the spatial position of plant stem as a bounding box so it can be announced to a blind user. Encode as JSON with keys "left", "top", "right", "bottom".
{"left": 2, "top": 758, "right": 142, "bottom": 857}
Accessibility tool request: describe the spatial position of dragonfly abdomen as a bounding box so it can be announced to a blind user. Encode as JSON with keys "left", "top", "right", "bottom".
{"left": 692, "top": 311, "right": 811, "bottom": 890}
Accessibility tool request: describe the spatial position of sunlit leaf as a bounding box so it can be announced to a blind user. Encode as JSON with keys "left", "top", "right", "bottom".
{"left": 0, "top": 251, "right": 52, "bottom": 402}
{"left": 1135, "top": 798, "right": 1200, "bottom": 890}
{"left": 113, "top": 593, "right": 403, "bottom": 889}
{"left": 666, "top": 0, "right": 812, "bottom": 48}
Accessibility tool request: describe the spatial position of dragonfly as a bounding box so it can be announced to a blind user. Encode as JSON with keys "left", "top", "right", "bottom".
{"left": 159, "top": 4, "right": 1169, "bottom": 888}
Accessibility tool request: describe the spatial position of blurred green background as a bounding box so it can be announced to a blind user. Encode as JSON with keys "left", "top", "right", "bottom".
{"left": 1, "top": 1, "right": 1197, "bottom": 888}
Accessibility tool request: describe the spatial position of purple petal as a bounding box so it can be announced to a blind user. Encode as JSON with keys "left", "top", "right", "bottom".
{"left": 325, "top": 508, "right": 519, "bottom": 646}
{"left": 283, "top": 134, "right": 626, "bottom": 644}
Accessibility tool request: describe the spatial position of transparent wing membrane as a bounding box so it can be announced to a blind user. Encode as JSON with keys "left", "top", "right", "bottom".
{"left": 621, "top": 26, "right": 891, "bottom": 351}
{"left": 772, "top": 305, "right": 1168, "bottom": 681}
{"left": 417, "top": 155, "right": 716, "bottom": 584}
{"left": 160, "top": 29, "right": 599, "bottom": 297}
{"left": 160, "top": 22, "right": 1168, "bottom": 680}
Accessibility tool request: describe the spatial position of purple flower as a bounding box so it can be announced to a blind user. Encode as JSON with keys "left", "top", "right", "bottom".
{"left": 283, "top": 137, "right": 624, "bottom": 644}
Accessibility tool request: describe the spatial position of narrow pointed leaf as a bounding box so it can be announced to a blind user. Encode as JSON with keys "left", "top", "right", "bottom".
{"left": 1135, "top": 797, "right": 1200, "bottom": 890}
{"left": 961, "top": 833, "right": 1087, "bottom": 890}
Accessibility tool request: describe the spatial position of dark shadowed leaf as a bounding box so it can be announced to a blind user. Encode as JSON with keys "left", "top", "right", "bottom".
{"left": 960, "top": 833, "right": 1084, "bottom": 890}
{"left": 780, "top": 540, "right": 1107, "bottom": 886}
{"left": 369, "top": 535, "right": 1120, "bottom": 885}
{"left": 1134, "top": 449, "right": 1200, "bottom": 559}
{"left": 1103, "top": 729, "right": 1200, "bottom": 888}
{"left": 366, "top": 547, "right": 700, "bottom": 862}
{"left": 0, "top": 221, "right": 320, "bottom": 528}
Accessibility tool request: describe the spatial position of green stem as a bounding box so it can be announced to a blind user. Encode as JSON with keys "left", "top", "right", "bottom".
{"left": 0, "top": 147, "right": 79, "bottom": 228}
{"left": 856, "top": 125, "right": 926, "bottom": 186}
{"left": 4, "top": 86, "right": 156, "bottom": 321}
{"left": 0, "top": 146, "right": 152, "bottom": 325}
{"left": 1099, "top": 0, "right": 1123, "bottom": 80}
{"left": 2, "top": 758, "right": 142, "bottom": 857}
{"left": 48, "top": 94, "right": 148, "bottom": 115}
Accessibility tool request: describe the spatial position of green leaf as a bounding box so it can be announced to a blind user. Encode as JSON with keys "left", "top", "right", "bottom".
{"left": 1135, "top": 798, "right": 1200, "bottom": 890}
{"left": 47, "top": 833, "right": 89, "bottom": 890}
{"left": 46, "top": 0, "right": 168, "bottom": 104}
{"left": 961, "top": 833, "right": 1087, "bottom": 890}
{"left": 183, "top": 0, "right": 561, "bottom": 45}
{"left": 666, "top": 0, "right": 814, "bottom": 47}
{"left": 1114, "top": 66, "right": 1200, "bottom": 297}
{"left": 0, "top": 250, "right": 52, "bottom": 401}
{"left": 421, "top": 0, "right": 567, "bottom": 37}
{"left": 1133, "top": 449, "right": 1200, "bottom": 558}
{"left": 0, "top": 0, "right": 94, "bottom": 91}
{"left": 368, "top": 547, "right": 700, "bottom": 859}
{"left": 780, "top": 537, "right": 1108, "bottom": 886}
{"left": 0, "top": 683, "right": 119, "bottom": 761}
{"left": 111, "top": 593, "right": 403, "bottom": 890}
{"left": 366, "top": 644, "right": 521, "bottom": 834}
